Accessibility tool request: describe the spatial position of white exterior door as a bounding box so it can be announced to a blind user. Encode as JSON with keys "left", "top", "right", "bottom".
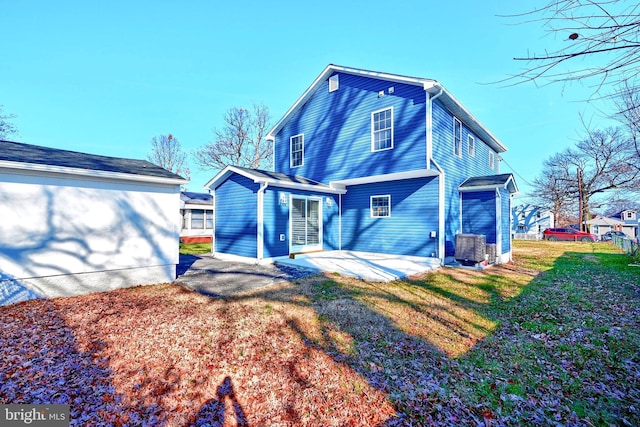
{"left": 290, "top": 197, "right": 322, "bottom": 253}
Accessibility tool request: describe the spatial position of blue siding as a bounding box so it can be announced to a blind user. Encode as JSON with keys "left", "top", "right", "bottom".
{"left": 432, "top": 99, "right": 497, "bottom": 182}
{"left": 341, "top": 177, "right": 439, "bottom": 257}
{"left": 500, "top": 188, "right": 511, "bottom": 254}
{"left": 275, "top": 73, "right": 427, "bottom": 183}
{"left": 262, "top": 188, "right": 340, "bottom": 258}
{"left": 432, "top": 99, "right": 500, "bottom": 255}
{"left": 214, "top": 174, "right": 258, "bottom": 258}
{"left": 461, "top": 191, "right": 497, "bottom": 244}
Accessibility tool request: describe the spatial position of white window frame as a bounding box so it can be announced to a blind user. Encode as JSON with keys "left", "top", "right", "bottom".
{"left": 489, "top": 151, "right": 495, "bottom": 169}
{"left": 371, "top": 107, "right": 394, "bottom": 152}
{"left": 370, "top": 195, "right": 391, "bottom": 218}
{"left": 290, "top": 134, "right": 304, "bottom": 168}
{"left": 329, "top": 75, "right": 339, "bottom": 92}
{"left": 453, "top": 117, "right": 462, "bottom": 157}
{"left": 468, "top": 134, "right": 475, "bottom": 157}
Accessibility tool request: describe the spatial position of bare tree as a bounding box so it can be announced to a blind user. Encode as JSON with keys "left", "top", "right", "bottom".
{"left": 612, "top": 79, "right": 640, "bottom": 158}
{"left": 531, "top": 154, "right": 578, "bottom": 226}
{"left": 535, "top": 126, "right": 640, "bottom": 229}
{"left": 506, "top": 1, "right": 640, "bottom": 96}
{"left": 0, "top": 105, "right": 18, "bottom": 140}
{"left": 148, "top": 133, "right": 191, "bottom": 181}
{"left": 194, "top": 104, "right": 272, "bottom": 171}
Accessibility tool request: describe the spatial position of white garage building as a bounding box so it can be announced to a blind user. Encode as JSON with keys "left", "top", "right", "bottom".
{"left": 0, "top": 140, "right": 187, "bottom": 306}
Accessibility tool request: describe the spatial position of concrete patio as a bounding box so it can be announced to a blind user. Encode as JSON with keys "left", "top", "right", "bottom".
{"left": 273, "top": 251, "right": 441, "bottom": 282}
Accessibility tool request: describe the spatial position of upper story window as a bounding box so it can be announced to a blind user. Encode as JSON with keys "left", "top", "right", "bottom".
{"left": 468, "top": 135, "right": 475, "bottom": 157}
{"left": 370, "top": 195, "right": 391, "bottom": 218}
{"left": 489, "top": 151, "right": 495, "bottom": 169}
{"left": 371, "top": 107, "right": 393, "bottom": 152}
{"left": 290, "top": 134, "right": 304, "bottom": 168}
{"left": 453, "top": 117, "right": 462, "bottom": 157}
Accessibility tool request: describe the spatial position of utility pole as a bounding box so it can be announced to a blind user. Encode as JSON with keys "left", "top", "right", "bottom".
{"left": 577, "top": 168, "right": 584, "bottom": 231}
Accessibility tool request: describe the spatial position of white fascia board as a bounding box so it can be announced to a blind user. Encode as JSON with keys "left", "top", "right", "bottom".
{"left": 426, "top": 85, "right": 507, "bottom": 154}
{"left": 266, "top": 64, "right": 436, "bottom": 141}
{"left": 332, "top": 169, "right": 440, "bottom": 187}
{"left": 264, "top": 179, "right": 346, "bottom": 194}
{"left": 203, "top": 165, "right": 255, "bottom": 190}
{"left": 0, "top": 160, "right": 187, "bottom": 186}
{"left": 459, "top": 176, "right": 519, "bottom": 194}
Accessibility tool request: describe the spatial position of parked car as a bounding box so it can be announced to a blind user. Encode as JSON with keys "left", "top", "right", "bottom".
{"left": 600, "top": 231, "right": 627, "bottom": 241}
{"left": 543, "top": 228, "right": 599, "bottom": 242}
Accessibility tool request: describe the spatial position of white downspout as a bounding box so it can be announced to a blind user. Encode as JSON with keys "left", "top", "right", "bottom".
{"left": 496, "top": 188, "right": 502, "bottom": 264}
{"left": 427, "top": 86, "right": 445, "bottom": 264}
{"left": 257, "top": 182, "right": 268, "bottom": 261}
{"left": 339, "top": 193, "right": 342, "bottom": 251}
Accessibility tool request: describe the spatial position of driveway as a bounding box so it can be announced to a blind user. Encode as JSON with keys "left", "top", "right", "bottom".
{"left": 174, "top": 254, "right": 315, "bottom": 297}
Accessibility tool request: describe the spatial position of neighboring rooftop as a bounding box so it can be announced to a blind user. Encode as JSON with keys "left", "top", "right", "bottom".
{"left": 181, "top": 191, "right": 213, "bottom": 205}
{"left": 0, "top": 140, "right": 185, "bottom": 180}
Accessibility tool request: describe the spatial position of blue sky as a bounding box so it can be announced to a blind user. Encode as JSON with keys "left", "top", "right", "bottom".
{"left": 0, "top": 0, "right": 615, "bottom": 199}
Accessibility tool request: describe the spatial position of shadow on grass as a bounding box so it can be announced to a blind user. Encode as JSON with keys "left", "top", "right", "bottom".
{"left": 220, "top": 242, "right": 639, "bottom": 424}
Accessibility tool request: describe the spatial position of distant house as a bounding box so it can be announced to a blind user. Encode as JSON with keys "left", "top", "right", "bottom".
{"left": 511, "top": 204, "right": 554, "bottom": 238}
{"left": 180, "top": 191, "right": 214, "bottom": 243}
{"left": 614, "top": 209, "right": 639, "bottom": 238}
{"left": 585, "top": 210, "right": 638, "bottom": 239}
{"left": 0, "top": 140, "right": 187, "bottom": 306}
{"left": 586, "top": 215, "right": 626, "bottom": 238}
{"left": 206, "top": 65, "right": 518, "bottom": 265}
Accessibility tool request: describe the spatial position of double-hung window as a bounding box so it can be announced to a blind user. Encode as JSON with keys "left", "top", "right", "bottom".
{"left": 371, "top": 107, "right": 393, "bottom": 151}
{"left": 468, "top": 134, "right": 475, "bottom": 157}
{"left": 489, "top": 151, "right": 495, "bottom": 169}
{"left": 290, "top": 134, "right": 304, "bottom": 168}
{"left": 370, "top": 195, "right": 391, "bottom": 218}
{"left": 453, "top": 117, "right": 462, "bottom": 157}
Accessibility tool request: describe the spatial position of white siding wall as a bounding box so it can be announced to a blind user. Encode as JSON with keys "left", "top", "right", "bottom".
{"left": 0, "top": 168, "right": 181, "bottom": 305}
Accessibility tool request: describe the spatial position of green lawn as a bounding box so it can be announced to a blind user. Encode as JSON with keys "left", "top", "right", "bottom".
{"left": 179, "top": 241, "right": 212, "bottom": 255}
{"left": 2, "top": 240, "right": 638, "bottom": 425}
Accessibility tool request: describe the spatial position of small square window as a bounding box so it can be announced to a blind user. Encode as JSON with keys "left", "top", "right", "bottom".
{"left": 468, "top": 135, "right": 475, "bottom": 157}
{"left": 453, "top": 117, "right": 462, "bottom": 157}
{"left": 290, "top": 134, "right": 304, "bottom": 168}
{"left": 370, "top": 195, "right": 390, "bottom": 218}
{"left": 371, "top": 107, "right": 393, "bottom": 152}
{"left": 329, "top": 75, "right": 339, "bottom": 92}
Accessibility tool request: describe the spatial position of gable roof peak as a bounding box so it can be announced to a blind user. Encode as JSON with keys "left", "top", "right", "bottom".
{"left": 266, "top": 64, "right": 507, "bottom": 153}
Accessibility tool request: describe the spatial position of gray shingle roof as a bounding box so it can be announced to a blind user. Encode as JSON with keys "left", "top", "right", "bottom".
{"left": 459, "top": 173, "right": 518, "bottom": 193}
{"left": 1, "top": 140, "right": 185, "bottom": 180}
{"left": 231, "top": 165, "right": 330, "bottom": 188}
{"left": 181, "top": 191, "right": 213, "bottom": 205}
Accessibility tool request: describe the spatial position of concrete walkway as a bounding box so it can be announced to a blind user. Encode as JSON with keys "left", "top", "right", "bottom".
{"left": 175, "top": 255, "right": 314, "bottom": 297}
{"left": 274, "top": 251, "right": 440, "bottom": 282}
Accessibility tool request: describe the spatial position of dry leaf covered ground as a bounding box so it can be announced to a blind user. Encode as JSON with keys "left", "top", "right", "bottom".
{"left": 1, "top": 241, "right": 639, "bottom": 426}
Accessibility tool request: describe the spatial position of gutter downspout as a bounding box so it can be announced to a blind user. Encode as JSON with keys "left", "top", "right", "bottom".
{"left": 426, "top": 86, "right": 445, "bottom": 264}
{"left": 339, "top": 193, "right": 343, "bottom": 251}
{"left": 496, "top": 188, "right": 502, "bottom": 264}
{"left": 257, "top": 182, "right": 268, "bottom": 261}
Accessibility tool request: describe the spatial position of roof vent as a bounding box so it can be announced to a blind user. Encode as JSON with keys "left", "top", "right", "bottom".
{"left": 329, "top": 75, "right": 339, "bottom": 92}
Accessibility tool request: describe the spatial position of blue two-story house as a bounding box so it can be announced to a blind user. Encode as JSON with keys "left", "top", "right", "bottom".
{"left": 205, "top": 65, "right": 518, "bottom": 265}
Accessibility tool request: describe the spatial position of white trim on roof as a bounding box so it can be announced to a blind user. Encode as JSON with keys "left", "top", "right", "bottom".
{"left": 331, "top": 169, "right": 439, "bottom": 188}
{"left": 0, "top": 160, "right": 188, "bottom": 185}
{"left": 458, "top": 174, "right": 519, "bottom": 194}
{"left": 204, "top": 165, "right": 346, "bottom": 194}
{"left": 266, "top": 64, "right": 507, "bottom": 154}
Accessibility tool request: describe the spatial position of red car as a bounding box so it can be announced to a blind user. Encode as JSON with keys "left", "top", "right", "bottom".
{"left": 543, "top": 228, "right": 598, "bottom": 242}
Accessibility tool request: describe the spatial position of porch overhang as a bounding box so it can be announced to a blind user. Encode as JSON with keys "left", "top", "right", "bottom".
{"left": 458, "top": 173, "right": 518, "bottom": 194}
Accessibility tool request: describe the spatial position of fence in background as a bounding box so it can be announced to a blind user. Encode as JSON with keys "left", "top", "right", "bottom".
{"left": 611, "top": 235, "right": 639, "bottom": 258}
